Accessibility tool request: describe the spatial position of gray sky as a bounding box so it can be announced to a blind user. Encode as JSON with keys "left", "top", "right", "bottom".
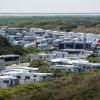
{"left": 0, "top": 0, "right": 100, "bottom": 13}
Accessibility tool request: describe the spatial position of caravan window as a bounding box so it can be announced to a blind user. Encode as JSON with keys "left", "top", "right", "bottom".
{"left": 33, "top": 75, "right": 37, "bottom": 77}
{"left": 47, "top": 75, "right": 52, "bottom": 78}
{"left": 25, "top": 76, "right": 30, "bottom": 79}
{"left": 17, "top": 76, "right": 21, "bottom": 79}
{"left": 43, "top": 76, "right": 46, "bottom": 79}
{"left": 3, "top": 80, "right": 9, "bottom": 83}
{"left": 0, "top": 56, "right": 19, "bottom": 62}
{"left": 39, "top": 56, "right": 42, "bottom": 59}
{"left": 47, "top": 55, "right": 49, "bottom": 58}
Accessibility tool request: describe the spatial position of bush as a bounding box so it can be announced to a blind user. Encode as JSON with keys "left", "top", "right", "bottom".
{"left": 86, "top": 53, "right": 100, "bottom": 63}
{"left": 0, "top": 36, "right": 26, "bottom": 56}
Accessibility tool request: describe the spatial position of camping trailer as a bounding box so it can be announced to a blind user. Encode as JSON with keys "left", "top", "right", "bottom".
{"left": 0, "top": 55, "right": 20, "bottom": 65}
{"left": 0, "top": 75, "right": 19, "bottom": 88}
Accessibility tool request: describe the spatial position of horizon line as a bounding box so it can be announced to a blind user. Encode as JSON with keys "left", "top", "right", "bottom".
{"left": 0, "top": 12, "right": 100, "bottom": 14}
{"left": 0, "top": 13, "right": 100, "bottom": 16}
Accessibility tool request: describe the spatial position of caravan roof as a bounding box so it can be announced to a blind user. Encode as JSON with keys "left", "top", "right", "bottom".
{"left": 0, "top": 54, "right": 20, "bottom": 58}
{"left": 18, "top": 67, "right": 39, "bottom": 71}
{"left": 33, "top": 73, "right": 53, "bottom": 76}
{"left": 6, "top": 67, "right": 38, "bottom": 72}
{"left": 72, "top": 59, "right": 89, "bottom": 64}
{"left": 2, "top": 71, "right": 31, "bottom": 76}
{"left": 50, "top": 58, "right": 71, "bottom": 63}
{"left": 61, "top": 49, "right": 84, "bottom": 52}
{"left": 0, "top": 75, "right": 17, "bottom": 79}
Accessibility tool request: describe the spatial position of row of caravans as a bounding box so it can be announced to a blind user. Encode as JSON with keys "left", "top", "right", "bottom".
{"left": 1, "top": 27, "right": 99, "bottom": 53}
{"left": 49, "top": 58, "right": 100, "bottom": 72}
{"left": 0, "top": 50, "right": 92, "bottom": 67}
{"left": 0, "top": 67, "right": 53, "bottom": 88}
{"left": 1, "top": 28, "right": 100, "bottom": 50}
{"left": 1, "top": 58, "right": 100, "bottom": 87}
{"left": 29, "top": 49, "right": 93, "bottom": 61}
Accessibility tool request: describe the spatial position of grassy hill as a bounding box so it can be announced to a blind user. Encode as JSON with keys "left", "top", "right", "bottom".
{"left": 0, "top": 72, "right": 100, "bottom": 100}
{"left": 74, "top": 25, "right": 100, "bottom": 34}
{"left": 0, "top": 16, "right": 100, "bottom": 32}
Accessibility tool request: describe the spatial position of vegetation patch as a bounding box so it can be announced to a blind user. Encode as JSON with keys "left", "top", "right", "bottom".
{"left": 0, "top": 72, "right": 100, "bottom": 100}
{"left": 86, "top": 53, "right": 100, "bottom": 63}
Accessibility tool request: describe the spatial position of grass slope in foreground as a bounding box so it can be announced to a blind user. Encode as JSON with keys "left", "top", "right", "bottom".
{"left": 0, "top": 72, "right": 100, "bottom": 100}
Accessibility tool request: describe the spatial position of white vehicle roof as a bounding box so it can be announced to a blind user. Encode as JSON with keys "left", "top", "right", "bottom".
{"left": 38, "top": 53, "right": 47, "bottom": 56}
{"left": 0, "top": 54, "right": 20, "bottom": 58}
{"left": 89, "top": 63, "right": 100, "bottom": 66}
{"left": 50, "top": 58, "right": 71, "bottom": 63}
{"left": 33, "top": 73, "right": 53, "bottom": 76}
{"left": 0, "top": 75, "right": 17, "bottom": 79}
{"left": 51, "top": 65, "right": 78, "bottom": 68}
{"left": 72, "top": 59, "right": 89, "bottom": 64}
{"left": 5, "top": 67, "right": 38, "bottom": 72}
{"left": 3, "top": 71, "right": 23, "bottom": 75}
{"left": 17, "top": 67, "right": 39, "bottom": 71}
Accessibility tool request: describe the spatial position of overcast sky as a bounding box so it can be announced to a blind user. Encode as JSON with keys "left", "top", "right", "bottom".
{"left": 0, "top": 0, "right": 100, "bottom": 13}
